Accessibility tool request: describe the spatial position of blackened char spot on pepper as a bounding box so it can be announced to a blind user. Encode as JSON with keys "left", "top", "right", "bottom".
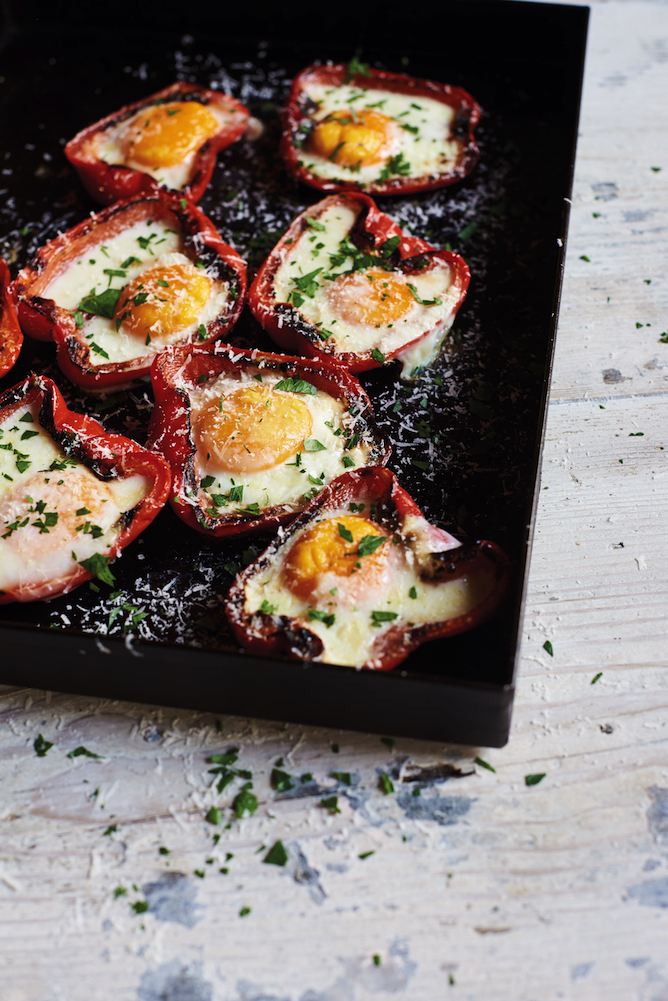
{"left": 37, "top": 382, "right": 120, "bottom": 481}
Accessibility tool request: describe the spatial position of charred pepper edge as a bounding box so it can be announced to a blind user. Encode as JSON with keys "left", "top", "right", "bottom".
{"left": 248, "top": 191, "right": 470, "bottom": 373}
{"left": 64, "top": 82, "right": 251, "bottom": 207}
{"left": 0, "top": 260, "right": 23, "bottom": 380}
{"left": 0, "top": 374, "right": 171, "bottom": 604}
{"left": 280, "top": 64, "right": 481, "bottom": 197}
{"left": 13, "top": 191, "right": 247, "bottom": 392}
{"left": 224, "top": 467, "right": 511, "bottom": 671}
{"left": 145, "top": 343, "right": 392, "bottom": 539}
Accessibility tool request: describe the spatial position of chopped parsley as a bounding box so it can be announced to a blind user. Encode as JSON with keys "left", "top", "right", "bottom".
{"left": 337, "top": 523, "right": 353, "bottom": 543}
{"left": 371, "top": 347, "right": 385, "bottom": 364}
{"left": 264, "top": 840, "right": 289, "bottom": 866}
{"left": 67, "top": 746, "right": 103, "bottom": 759}
{"left": 273, "top": 377, "right": 317, "bottom": 395}
{"left": 320, "top": 795, "right": 341, "bottom": 814}
{"left": 78, "top": 553, "right": 116, "bottom": 586}
{"left": 259, "top": 599, "right": 276, "bottom": 615}
{"left": 525, "top": 773, "right": 546, "bottom": 787}
{"left": 205, "top": 806, "right": 223, "bottom": 825}
{"left": 303, "top": 438, "right": 326, "bottom": 452}
{"left": 308, "top": 608, "right": 336, "bottom": 628}
{"left": 233, "top": 785, "right": 258, "bottom": 819}
{"left": 357, "top": 535, "right": 387, "bottom": 558}
{"left": 379, "top": 152, "right": 411, "bottom": 180}
{"left": 371, "top": 610, "right": 398, "bottom": 626}
{"left": 543, "top": 640, "right": 554, "bottom": 656}
{"left": 378, "top": 772, "right": 394, "bottom": 794}
{"left": 305, "top": 217, "right": 326, "bottom": 232}
{"left": 475, "top": 757, "right": 496, "bottom": 773}
{"left": 78, "top": 288, "right": 122, "bottom": 319}
{"left": 330, "top": 771, "right": 352, "bottom": 786}
{"left": 271, "top": 768, "right": 294, "bottom": 792}
{"left": 406, "top": 283, "right": 442, "bottom": 307}
{"left": 34, "top": 733, "right": 53, "bottom": 757}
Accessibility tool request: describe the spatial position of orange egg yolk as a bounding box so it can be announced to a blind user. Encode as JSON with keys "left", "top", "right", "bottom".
{"left": 115, "top": 263, "right": 212, "bottom": 339}
{"left": 309, "top": 109, "right": 395, "bottom": 167}
{"left": 282, "top": 515, "right": 390, "bottom": 601}
{"left": 0, "top": 471, "right": 114, "bottom": 556}
{"left": 122, "top": 102, "right": 220, "bottom": 168}
{"left": 192, "top": 385, "right": 313, "bottom": 474}
{"left": 327, "top": 267, "right": 414, "bottom": 327}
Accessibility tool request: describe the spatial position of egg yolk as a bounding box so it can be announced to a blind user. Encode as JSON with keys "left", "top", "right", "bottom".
{"left": 0, "top": 470, "right": 115, "bottom": 557}
{"left": 282, "top": 515, "right": 390, "bottom": 601}
{"left": 122, "top": 102, "right": 220, "bottom": 168}
{"left": 309, "top": 109, "right": 395, "bottom": 167}
{"left": 193, "top": 385, "right": 313, "bottom": 474}
{"left": 115, "top": 263, "right": 212, "bottom": 339}
{"left": 327, "top": 267, "right": 414, "bottom": 327}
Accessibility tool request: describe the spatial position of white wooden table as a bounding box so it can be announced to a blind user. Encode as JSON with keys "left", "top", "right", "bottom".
{"left": 2, "top": 3, "right": 667, "bottom": 998}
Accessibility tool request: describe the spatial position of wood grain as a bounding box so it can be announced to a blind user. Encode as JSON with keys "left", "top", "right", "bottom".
{"left": 2, "top": 3, "right": 668, "bottom": 999}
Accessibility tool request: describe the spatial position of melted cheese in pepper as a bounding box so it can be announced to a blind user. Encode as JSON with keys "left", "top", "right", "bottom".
{"left": 44, "top": 219, "right": 232, "bottom": 366}
{"left": 0, "top": 403, "right": 149, "bottom": 595}
{"left": 299, "top": 83, "right": 459, "bottom": 187}
{"left": 97, "top": 100, "right": 237, "bottom": 190}
{"left": 272, "top": 202, "right": 459, "bottom": 370}
{"left": 242, "top": 506, "right": 493, "bottom": 669}
{"left": 188, "top": 367, "right": 375, "bottom": 516}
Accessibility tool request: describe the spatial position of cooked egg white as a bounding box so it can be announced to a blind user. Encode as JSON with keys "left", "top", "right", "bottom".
{"left": 44, "top": 219, "right": 232, "bottom": 365}
{"left": 272, "top": 202, "right": 460, "bottom": 367}
{"left": 97, "top": 100, "right": 236, "bottom": 190}
{"left": 300, "top": 83, "right": 459, "bottom": 187}
{"left": 0, "top": 403, "right": 149, "bottom": 595}
{"left": 188, "top": 367, "right": 375, "bottom": 516}
{"left": 242, "top": 506, "right": 494, "bottom": 668}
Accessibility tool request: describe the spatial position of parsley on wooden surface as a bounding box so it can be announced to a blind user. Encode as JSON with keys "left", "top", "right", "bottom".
{"left": 379, "top": 772, "right": 394, "bottom": 794}
{"left": 475, "top": 757, "right": 496, "bottom": 773}
{"left": 264, "top": 840, "right": 289, "bottom": 866}
{"left": 320, "top": 795, "right": 341, "bottom": 814}
{"left": 543, "top": 640, "right": 554, "bottom": 656}
{"left": 525, "top": 773, "right": 546, "bottom": 787}
{"left": 34, "top": 733, "right": 53, "bottom": 757}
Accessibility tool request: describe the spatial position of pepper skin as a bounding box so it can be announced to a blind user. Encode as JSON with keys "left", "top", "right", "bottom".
{"left": 0, "top": 374, "right": 171, "bottom": 603}
{"left": 281, "top": 64, "right": 480, "bottom": 196}
{"left": 225, "top": 467, "right": 511, "bottom": 671}
{"left": 248, "top": 192, "right": 470, "bottom": 374}
{"left": 14, "top": 192, "right": 246, "bottom": 392}
{"left": 65, "top": 82, "right": 250, "bottom": 206}
{"left": 146, "top": 343, "right": 391, "bottom": 538}
{"left": 0, "top": 260, "right": 22, "bottom": 380}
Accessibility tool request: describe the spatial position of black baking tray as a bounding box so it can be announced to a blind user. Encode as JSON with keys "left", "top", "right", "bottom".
{"left": 0, "top": 0, "right": 588, "bottom": 746}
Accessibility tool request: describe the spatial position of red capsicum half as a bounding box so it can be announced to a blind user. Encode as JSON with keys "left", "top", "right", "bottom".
{"left": 0, "top": 260, "right": 22, "bottom": 380}
{"left": 280, "top": 63, "right": 480, "bottom": 196}
{"left": 14, "top": 191, "right": 247, "bottom": 392}
{"left": 65, "top": 82, "right": 250, "bottom": 206}
{"left": 225, "top": 467, "right": 511, "bottom": 671}
{"left": 0, "top": 374, "right": 170, "bottom": 603}
{"left": 146, "top": 343, "right": 391, "bottom": 538}
{"left": 249, "top": 192, "right": 470, "bottom": 376}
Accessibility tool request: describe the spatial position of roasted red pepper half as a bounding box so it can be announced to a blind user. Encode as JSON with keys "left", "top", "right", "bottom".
{"left": 146, "top": 343, "right": 391, "bottom": 538}
{"left": 281, "top": 63, "right": 480, "bottom": 196}
{"left": 249, "top": 192, "right": 470, "bottom": 375}
{"left": 0, "top": 374, "right": 171, "bottom": 603}
{"left": 65, "top": 82, "right": 250, "bottom": 206}
{"left": 14, "top": 191, "right": 246, "bottom": 392}
{"left": 225, "top": 467, "right": 510, "bottom": 671}
{"left": 0, "top": 260, "right": 22, "bottom": 380}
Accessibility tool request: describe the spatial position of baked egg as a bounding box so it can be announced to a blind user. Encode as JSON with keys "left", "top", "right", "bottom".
{"left": 0, "top": 399, "right": 151, "bottom": 602}
{"left": 282, "top": 64, "right": 480, "bottom": 195}
{"left": 65, "top": 83, "right": 251, "bottom": 205}
{"left": 225, "top": 468, "right": 511, "bottom": 670}
{"left": 147, "top": 345, "right": 391, "bottom": 537}
{"left": 249, "top": 193, "right": 470, "bottom": 376}
{"left": 15, "top": 194, "right": 246, "bottom": 390}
